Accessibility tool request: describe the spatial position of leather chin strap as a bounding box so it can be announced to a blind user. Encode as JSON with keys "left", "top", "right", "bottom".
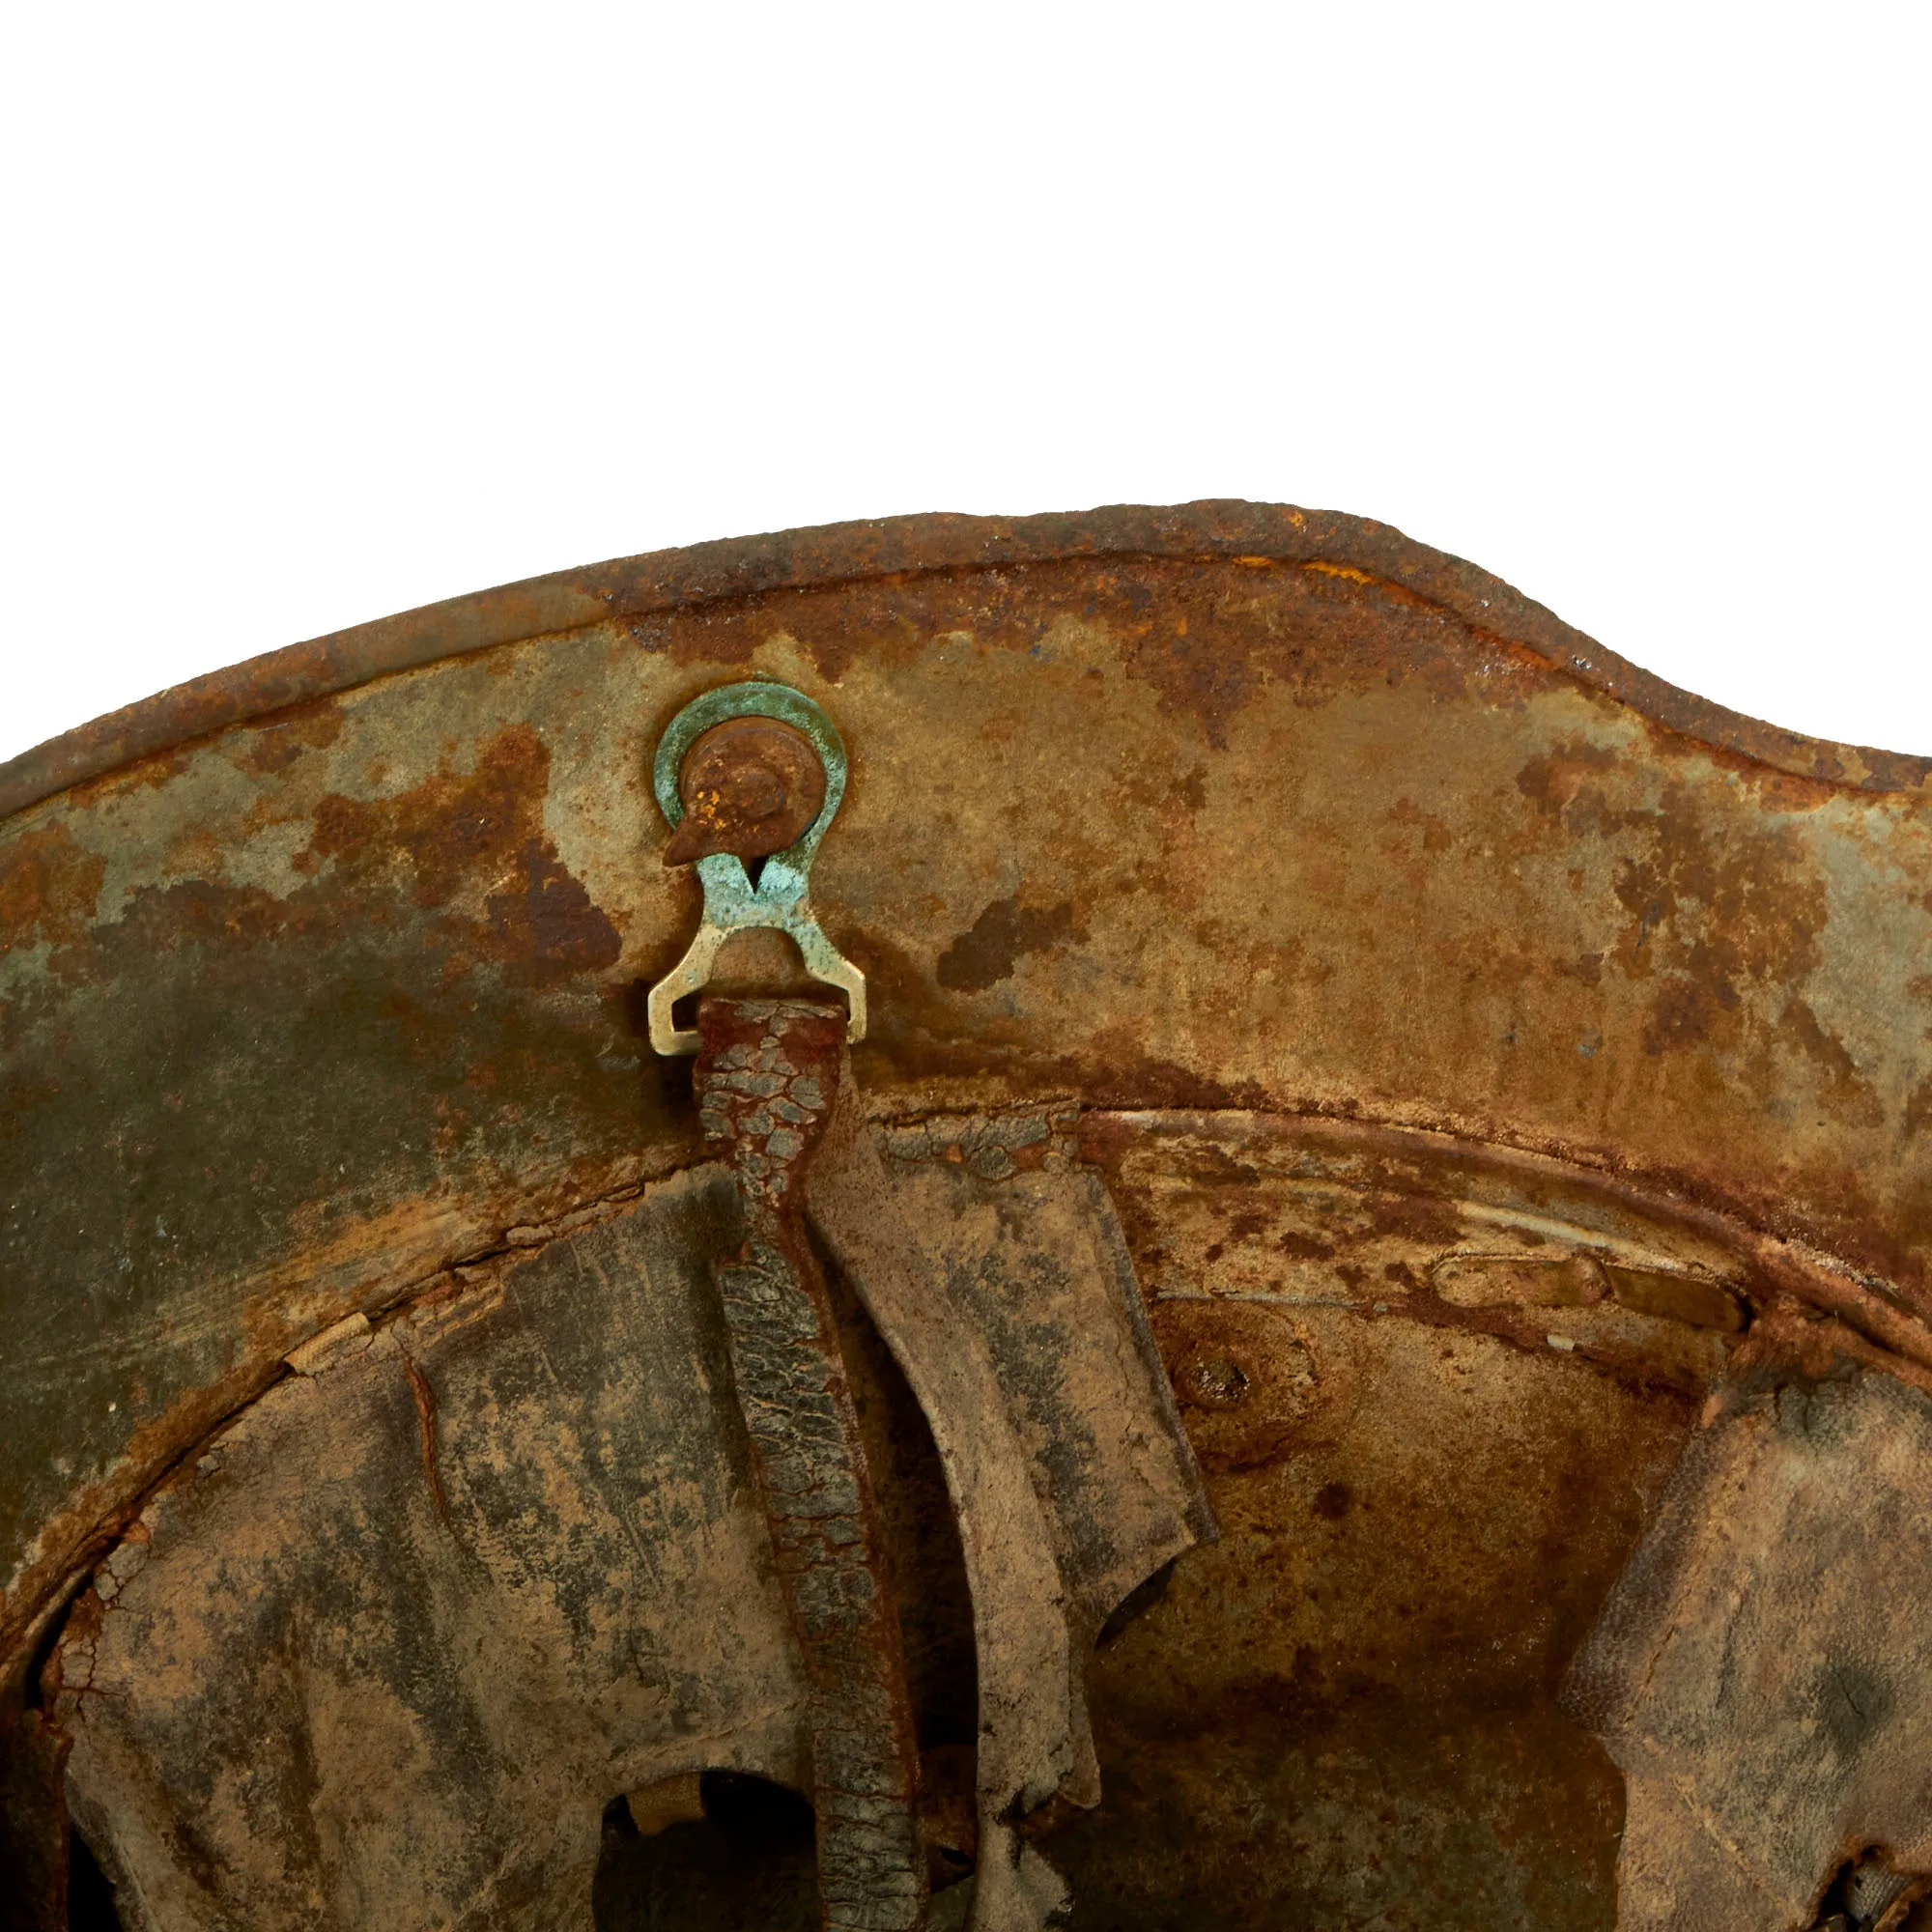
{"left": 695, "top": 994, "right": 1214, "bottom": 1932}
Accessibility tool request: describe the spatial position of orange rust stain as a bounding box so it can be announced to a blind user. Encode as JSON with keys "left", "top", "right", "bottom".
{"left": 1517, "top": 741, "right": 1619, "bottom": 822}
{"left": 1609, "top": 791, "right": 1827, "bottom": 1056}
{"left": 162, "top": 819, "right": 242, "bottom": 882}
{"left": 233, "top": 696, "right": 347, "bottom": 778}
{"left": 296, "top": 724, "right": 618, "bottom": 974}
{"left": 63, "top": 748, "right": 197, "bottom": 813}
{"left": 1299, "top": 561, "right": 1377, "bottom": 586}
{"left": 1507, "top": 738, "right": 1888, "bottom": 1170}
{"left": 0, "top": 824, "right": 106, "bottom": 955}
{"left": 1151, "top": 1298, "right": 1350, "bottom": 1471}
{"left": 1515, "top": 747, "right": 1836, "bottom": 1065}
{"left": 299, "top": 723, "right": 552, "bottom": 907}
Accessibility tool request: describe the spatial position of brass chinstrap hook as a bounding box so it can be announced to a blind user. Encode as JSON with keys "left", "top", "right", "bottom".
{"left": 645, "top": 681, "right": 867, "bottom": 1056}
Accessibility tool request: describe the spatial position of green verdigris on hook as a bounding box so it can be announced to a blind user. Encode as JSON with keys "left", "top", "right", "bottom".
{"left": 646, "top": 680, "right": 866, "bottom": 1055}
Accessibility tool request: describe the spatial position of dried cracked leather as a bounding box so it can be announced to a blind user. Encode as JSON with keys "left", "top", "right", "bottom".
{"left": 47, "top": 1097, "right": 1209, "bottom": 1932}
{"left": 1567, "top": 1362, "right": 1932, "bottom": 1931}
{"left": 8, "top": 502, "right": 1932, "bottom": 1930}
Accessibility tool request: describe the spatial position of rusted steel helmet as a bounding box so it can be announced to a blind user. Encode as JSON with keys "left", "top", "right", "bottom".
{"left": 3, "top": 502, "right": 1930, "bottom": 1932}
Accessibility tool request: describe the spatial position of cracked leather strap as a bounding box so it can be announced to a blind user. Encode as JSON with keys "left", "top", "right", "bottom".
{"left": 693, "top": 997, "right": 927, "bottom": 1932}
{"left": 806, "top": 1085, "right": 1082, "bottom": 1932}
{"left": 807, "top": 1084, "right": 1214, "bottom": 1932}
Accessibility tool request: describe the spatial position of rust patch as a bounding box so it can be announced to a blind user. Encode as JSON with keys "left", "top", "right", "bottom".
{"left": 1079, "top": 1109, "right": 1932, "bottom": 1394}
{"left": 0, "top": 824, "right": 104, "bottom": 955}
{"left": 298, "top": 722, "right": 550, "bottom": 908}
{"left": 1606, "top": 789, "right": 1830, "bottom": 1059}
{"left": 1517, "top": 739, "right": 1619, "bottom": 821}
{"left": 295, "top": 723, "right": 618, "bottom": 976}
{"left": 1512, "top": 750, "right": 1851, "bottom": 1079}
{"left": 935, "top": 895, "right": 1077, "bottom": 993}
{"left": 485, "top": 839, "right": 621, "bottom": 974}
{"left": 232, "top": 696, "right": 346, "bottom": 777}
{"left": 56, "top": 747, "right": 197, "bottom": 815}
{"left": 1061, "top": 1285, "right": 1690, "bottom": 1929}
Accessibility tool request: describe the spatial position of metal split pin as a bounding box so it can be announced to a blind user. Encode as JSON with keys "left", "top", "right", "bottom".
{"left": 645, "top": 681, "right": 867, "bottom": 1056}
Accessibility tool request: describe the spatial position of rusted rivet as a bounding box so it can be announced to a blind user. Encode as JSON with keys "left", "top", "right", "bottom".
{"left": 663, "top": 716, "right": 827, "bottom": 867}
{"left": 1179, "top": 1350, "right": 1251, "bottom": 1409}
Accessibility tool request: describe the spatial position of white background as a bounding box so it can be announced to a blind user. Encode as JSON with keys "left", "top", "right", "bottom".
{"left": 2, "top": 4, "right": 1926, "bottom": 766}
